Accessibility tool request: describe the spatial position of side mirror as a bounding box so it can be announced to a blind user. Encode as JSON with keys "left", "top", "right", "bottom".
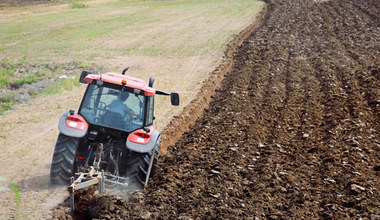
{"left": 149, "top": 76, "right": 155, "bottom": 87}
{"left": 79, "top": 71, "right": 91, "bottom": 84}
{"left": 170, "top": 93, "right": 180, "bottom": 106}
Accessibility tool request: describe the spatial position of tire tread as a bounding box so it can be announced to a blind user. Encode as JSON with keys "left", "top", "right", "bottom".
{"left": 50, "top": 133, "right": 79, "bottom": 185}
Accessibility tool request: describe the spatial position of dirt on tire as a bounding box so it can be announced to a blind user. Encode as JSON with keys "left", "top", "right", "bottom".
{"left": 53, "top": 0, "right": 380, "bottom": 219}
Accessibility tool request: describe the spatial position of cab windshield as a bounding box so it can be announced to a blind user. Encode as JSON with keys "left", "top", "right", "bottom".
{"left": 79, "top": 84, "right": 146, "bottom": 132}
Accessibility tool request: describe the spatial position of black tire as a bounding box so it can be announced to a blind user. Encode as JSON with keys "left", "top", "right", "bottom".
{"left": 123, "top": 137, "right": 160, "bottom": 188}
{"left": 50, "top": 133, "right": 79, "bottom": 185}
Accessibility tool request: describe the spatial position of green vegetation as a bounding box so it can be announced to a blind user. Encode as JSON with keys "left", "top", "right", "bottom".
{"left": 0, "top": 57, "right": 94, "bottom": 113}
{"left": 0, "top": 94, "right": 14, "bottom": 113}
{"left": 10, "top": 183, "right": 21, "bottom": 216}
{"left": 69, "top": 0, "right": 89, "bottom": 9}
{"left": 79, "top": 61, "right": 90, "bottom": 69}
{"left": 9, "top": 76, "right": 38, "bottom": 89}
{"left": 0, "top": 0, "right": 264, "bottom": 63}
{"left": 0, "top": 178, "right": 22, "bottom": 217}
{"left": 0, "top": 76, "right": 11, "bottom": 88}
{"left": 42, "top": 76, "right": 80, "bottom": 95}
{"left": 0, "top": 58, "right": 45, "bottom": 89}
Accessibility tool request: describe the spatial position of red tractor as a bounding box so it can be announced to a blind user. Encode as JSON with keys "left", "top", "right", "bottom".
{"left": 50, "top": 68, "right": 179, "bottom": 189}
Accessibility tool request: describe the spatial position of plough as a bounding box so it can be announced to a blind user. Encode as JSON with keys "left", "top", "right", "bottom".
{"left": 68, "top": 166, "right": 130, "bottom": 214}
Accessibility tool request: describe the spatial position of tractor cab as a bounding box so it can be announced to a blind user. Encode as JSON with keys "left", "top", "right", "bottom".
{"left": 78, "top": 70, "right": 178, "bottom": 133}
{"left": 79, "top": 82, "right": 150, "bottom": 132}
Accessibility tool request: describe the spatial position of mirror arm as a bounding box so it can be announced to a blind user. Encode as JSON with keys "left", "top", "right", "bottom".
{"left": 155, "top": 90, "right": 170, "bottom": 96}
{"left": 155, "top": 90, "right": 179, "bottom": 106}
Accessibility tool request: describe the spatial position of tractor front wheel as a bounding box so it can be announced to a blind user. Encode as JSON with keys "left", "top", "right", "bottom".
{"left": 50, "top": 133, "right": 79, "bottom": 185}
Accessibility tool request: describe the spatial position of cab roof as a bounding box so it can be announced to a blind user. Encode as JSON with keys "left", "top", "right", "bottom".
{"left": 84, "top": 72, "right": 156, "bottom": 96}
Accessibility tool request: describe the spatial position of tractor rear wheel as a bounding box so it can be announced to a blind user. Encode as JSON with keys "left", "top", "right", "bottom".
{"left": 50, "top": 133, "right": 79, "bottom": 185}
{"left": 123, "top": 137, "right": 160, "bottom": 188}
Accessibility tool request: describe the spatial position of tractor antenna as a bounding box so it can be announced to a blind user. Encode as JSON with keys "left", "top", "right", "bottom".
{"left": 122, "top": 67, "right": 129, "bottom": 75}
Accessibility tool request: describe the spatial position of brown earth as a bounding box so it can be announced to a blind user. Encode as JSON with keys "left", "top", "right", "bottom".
{"left": 53, "top": 0, "right": 380, "bottom": 219}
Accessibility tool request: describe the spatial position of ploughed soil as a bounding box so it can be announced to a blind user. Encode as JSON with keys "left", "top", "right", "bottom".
{"left": 53, "top": 0, "right": 380, "bottom": 219}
